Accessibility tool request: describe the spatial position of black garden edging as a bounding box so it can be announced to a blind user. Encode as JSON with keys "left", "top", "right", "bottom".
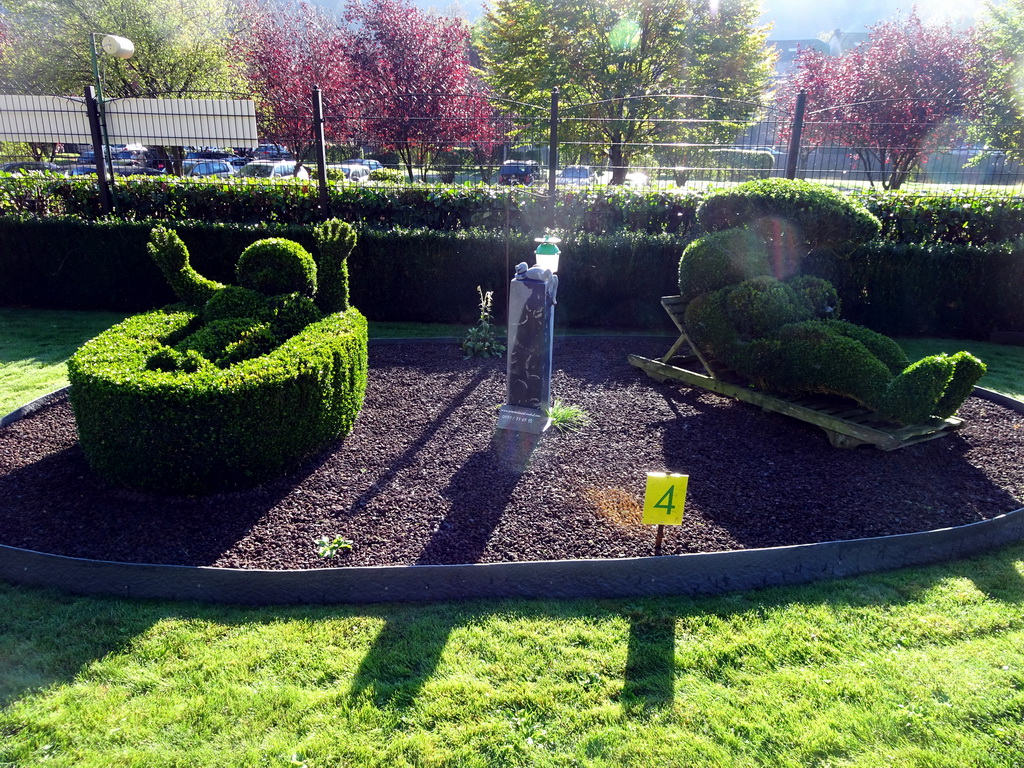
{"left": 1, "top": 380, "right": 1022, "bottom": 606}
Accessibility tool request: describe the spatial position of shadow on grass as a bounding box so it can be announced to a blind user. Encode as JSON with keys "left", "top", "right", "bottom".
{"left": 347, "top": 608, "right": 462, "bottom": 709}
{"left": 3, "top": 543, "right": 1023, "bottom": 716}
{"left": 618, "top": 610, "right": 676, "bottom": 712}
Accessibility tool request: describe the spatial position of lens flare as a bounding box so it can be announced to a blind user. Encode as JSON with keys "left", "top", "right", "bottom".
{"left": 609, "top": 18, "right": 641, "bottom": 53}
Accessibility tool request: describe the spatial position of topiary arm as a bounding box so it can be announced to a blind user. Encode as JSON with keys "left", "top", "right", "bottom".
{"left": 825, "top": 320, "right": 909, "bottom": 376}
{"left": 147, "top": 227, "right": 224, "bottom": 307}
{"left": 313, "top": 219, "right": 357, "bottom": 314}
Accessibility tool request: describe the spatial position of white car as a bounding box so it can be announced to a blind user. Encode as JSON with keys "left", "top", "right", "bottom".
{"left": 345, "top": 158, "right": 383, "bottom": 172}
{"left": 237, "top": 160, "right": 310, "bottom": 179}
{"left": 327, "top": 163, "right": 370, "bottom": 183}
{"left": 556, "top": 165, "right": 593, "bottom": 185}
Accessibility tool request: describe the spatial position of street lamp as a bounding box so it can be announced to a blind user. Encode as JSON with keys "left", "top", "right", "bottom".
{"left": 89, "top": 33, "right": 134, "bottom": 185}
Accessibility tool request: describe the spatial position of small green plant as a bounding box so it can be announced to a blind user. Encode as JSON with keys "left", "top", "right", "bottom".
{"left": 462, "top": 285, "right": 506, "bottom": 359}
{"left": 313, "top": 535, "right": 353, "bottom": 558}
{"left": 545, "top": 399, "right": 592, "bottom": 433}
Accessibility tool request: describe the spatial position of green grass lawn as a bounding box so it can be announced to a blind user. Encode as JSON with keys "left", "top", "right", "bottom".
{"left": 1, "top": 307, "right": 1024, "bottom": 765}
{"left": 2, "top": 547, "right": 1024, "bottom": 767}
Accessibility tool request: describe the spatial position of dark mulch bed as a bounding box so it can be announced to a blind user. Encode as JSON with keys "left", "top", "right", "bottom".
{"left": 1, "top": 338, "right": 1022, "bottom": 570}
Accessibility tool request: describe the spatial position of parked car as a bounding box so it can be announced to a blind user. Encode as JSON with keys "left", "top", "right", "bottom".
{"left": 0, "top": 161, "right": 62, "bottom": 174}
{"left": 555, "top": 165, "right": 593, "bottom": 186}
{"left": 117, "top": 166, "right": 166, "bottom": 176}
{"left": 65, "top": 162, "right": 149, "bottom": 178}
{"left": 498, "top": 160, "right": 540, "bottom": 185}
{"left": 328, "top": 163, "right": 370, "bottom": 183}
{"left": 236, "top": 160, "right": 309, "bottom": 179}
{"left": 253, "top": 144, "right": 292, "bottom": 160}
{"left": 186, "top": 148, "right": 237, "bottom": 161}
{"left": 183, "top": 159, "right": 236, "bottom": 178}
{"left": 345, "top": 158, "right": 383, "bottom": 172}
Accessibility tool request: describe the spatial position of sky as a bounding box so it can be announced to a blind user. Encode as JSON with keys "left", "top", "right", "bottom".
{"left": 407, "top": 0, "right": 992, "bottom": 39}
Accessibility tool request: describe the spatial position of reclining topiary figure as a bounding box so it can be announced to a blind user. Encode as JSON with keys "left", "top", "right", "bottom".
{"left": 68, "top": 219, "right": 368, "bottom": 494}
{"left": 678, "top": 179, "right": 985, "bottom": 426}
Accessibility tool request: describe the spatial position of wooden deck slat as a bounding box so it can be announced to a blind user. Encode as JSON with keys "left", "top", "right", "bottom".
{"left": 640, "top": 295, "right": 965, "bottom": 451}
{"left": 628, "top": 354, "right": 963, "bottom": 451}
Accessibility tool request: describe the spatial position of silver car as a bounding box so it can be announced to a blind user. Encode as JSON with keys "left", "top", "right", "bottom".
{"left": 237, "top": 160, "right": 310, "bottom": 179}
{"left": 183, "top": 159, "right": 236, "bottom": 178}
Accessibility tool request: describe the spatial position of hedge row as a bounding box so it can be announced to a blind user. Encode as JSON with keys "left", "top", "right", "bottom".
{"left": 0, "top": 217, "right": 685, "bottom": 330}
{"left": 809, "top": 240, "right": 1024, "bottom": 338}
{"left": 856, "top": 190, "right": 1024, "bottom": 245}
{"left": 2, "top": 215, "right": 1023, "bottom": 338}
{"left": 0, "top": 176, "right": 700, "bottom": 235}
{"left": 7, "top": 176, "right": 1024, "bottom": 244}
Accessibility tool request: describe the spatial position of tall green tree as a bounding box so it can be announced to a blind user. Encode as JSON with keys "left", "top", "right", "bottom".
{"left": 976, "top": 0, "right": 1024, "bottom": 162}
{"left": 0, "top": 0, "right": 241, "bottom": 97}
{"left": 476, "top": 0, "right": 773, "bottom": 183}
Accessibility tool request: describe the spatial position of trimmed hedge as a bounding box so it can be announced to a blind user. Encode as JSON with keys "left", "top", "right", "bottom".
{"left": 0, "top": 176, "right": 702, "bottom": 235}
{"left": 856, "top": 190, "right": 1024, "bottom": 245}
{"left": 679, "top": 180, "right": 986, "bottom": 424}
{"left": 700, "top": 178, "right": 882, "bottom": 251}
{"left": 815, "top": 240, "right": 1024, "bottom": 338}
{"left": 2, "top": 189, "right": 1024, "bottom": 337}
{"left": 68, "top": 305, "right": 368, "bottom": 493}
{"left": 0, "top": 217, "right": 686, "bottom": 329}
{"left": 68, "top": 220, "right": 368, "bottom": 494}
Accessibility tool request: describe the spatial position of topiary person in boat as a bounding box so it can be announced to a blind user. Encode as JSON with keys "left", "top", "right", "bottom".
{"left": 68, "top": 219, "right": 368, "bottom": 494}
{"left": 678, "top": 179, "right": 985, "bottom": 426}
{"left": 145, "top": 222, "right": 354, "bottom": 372}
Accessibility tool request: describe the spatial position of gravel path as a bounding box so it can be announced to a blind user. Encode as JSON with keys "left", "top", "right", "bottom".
{"left": 1, "top": 338, "right": 1022, "bottom": 570}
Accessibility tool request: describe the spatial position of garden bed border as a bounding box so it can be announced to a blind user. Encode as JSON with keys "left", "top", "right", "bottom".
{"left": 1, "top": 345, "right": 1022, "bottom": 605}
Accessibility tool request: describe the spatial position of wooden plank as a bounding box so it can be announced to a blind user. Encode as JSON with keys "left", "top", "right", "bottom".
{"left": 627, "top": 354, "right": 963, "bottom": 451}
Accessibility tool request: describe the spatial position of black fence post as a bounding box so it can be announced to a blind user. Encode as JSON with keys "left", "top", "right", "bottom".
{"left": 548, "top": 86, "right": 559, "bottom": 227}
{"left": 84, "top": 86, "right": 112, "bottom": 216}
{"left": 785, "top": 90, "right": 806, "bottom": 180}
{"left": 312, "top": 86, "right": 329, "bottom": 218}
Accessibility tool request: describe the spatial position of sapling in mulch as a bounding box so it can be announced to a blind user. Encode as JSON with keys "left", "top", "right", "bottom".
{"left": 462, "top": 286, "right": 506, "bottom": 359}
{"left": 314, "top": 535, "right": 354, "bottom": 558}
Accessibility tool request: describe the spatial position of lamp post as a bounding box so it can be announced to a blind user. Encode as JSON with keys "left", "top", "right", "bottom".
{"left": 89, "top": 33, "right": 134, "bottom": 190}
{"left": 497, "top": 236, "right": 561, "bottom": 434}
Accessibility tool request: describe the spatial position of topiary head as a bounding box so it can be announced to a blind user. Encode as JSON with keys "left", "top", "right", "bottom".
{"left": 678, "top": 228, "right": 773, "bottom": 303}
{"left": 236, "top": 238, "right": 318, "bottom": 297}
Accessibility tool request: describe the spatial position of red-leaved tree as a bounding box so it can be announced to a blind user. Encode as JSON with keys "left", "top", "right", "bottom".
{"left": 233, "top": 0, "right": 354, "bottom": 174}
{"left": 778, "top": 10, "right": 985, "bottom": 189}
{"left": 342, "top": 0, "right": 485, "bottom": 181}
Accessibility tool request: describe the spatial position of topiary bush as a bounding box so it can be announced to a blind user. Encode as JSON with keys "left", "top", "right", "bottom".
{"left": 679, "top": 179, "right": 985, "bottom": 426}
{"left": 68, "top": 219, "right": 368, "bottom": 494}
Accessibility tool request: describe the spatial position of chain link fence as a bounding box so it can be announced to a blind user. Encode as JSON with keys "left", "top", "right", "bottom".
{"left": 2, "top": 88, "right": 1023, "bottom": 205}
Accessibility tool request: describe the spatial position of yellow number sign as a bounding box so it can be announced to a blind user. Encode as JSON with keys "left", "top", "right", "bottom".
{"left": 642, "top": 473, "right": 688, "bottom": 526}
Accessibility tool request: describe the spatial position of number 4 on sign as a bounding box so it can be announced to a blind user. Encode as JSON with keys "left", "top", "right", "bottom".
{"left": 642, "top": 473, "right": 688, "bottom": 526}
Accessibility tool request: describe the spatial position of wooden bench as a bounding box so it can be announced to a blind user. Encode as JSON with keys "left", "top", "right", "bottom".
{"left": 627, "top": 295, "right": 964, "bottom": 451}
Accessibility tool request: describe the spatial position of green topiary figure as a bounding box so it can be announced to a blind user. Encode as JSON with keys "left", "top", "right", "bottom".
{"left": 679, "top": 179, "right": 985, "bottom": 426}
{"left": 148, "top": 226, "right": 224, "bottom": 306}
{"left": 68, "top": 219, "right": 368, "bottom": 494}
{"left": 313, "top": 218, "right": 357, "bottom": 313}
{"left": 236, "top": 238, "right": 318, "bottom": 297}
